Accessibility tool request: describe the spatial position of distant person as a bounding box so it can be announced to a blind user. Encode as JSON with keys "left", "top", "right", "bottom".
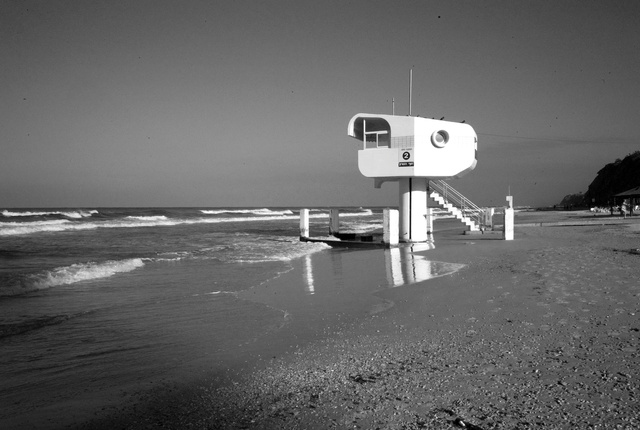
{"left": 621, "top": 205, "right": 627, "bottom": 218}
{"left": 610, "top": 206, "right": 614, "bottom": 216}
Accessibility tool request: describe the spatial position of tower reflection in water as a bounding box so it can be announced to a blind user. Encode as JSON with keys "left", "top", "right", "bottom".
{"left": 385, "top": 242, "right": 465, "bottom": 287}
{"left": 302, "top": 241, "right": 465, "bottom": 294}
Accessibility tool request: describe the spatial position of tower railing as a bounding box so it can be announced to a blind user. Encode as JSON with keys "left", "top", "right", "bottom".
{"left": 390, "top": 135, "right": 414, "bottom": 148}
{"left": 428, "top": 179, "right": 485, "bottom": 229}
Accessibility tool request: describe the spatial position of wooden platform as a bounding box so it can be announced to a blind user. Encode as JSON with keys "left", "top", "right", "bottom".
{"left": 300, "top": 236, "right": 392, "bottom": 249}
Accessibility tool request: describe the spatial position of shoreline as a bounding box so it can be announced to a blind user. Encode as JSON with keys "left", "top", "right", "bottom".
{"left": 85, "top": 213, "right": 640, "bottom": 429}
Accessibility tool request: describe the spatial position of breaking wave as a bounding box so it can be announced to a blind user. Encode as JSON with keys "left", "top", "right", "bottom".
{"left": 2, "top": 210, "right": 98, "bottom": 218}
{"left": 1, "top": 258, "right": 146, "bottom": 297}
{"left": 0, "top": 219, "right": 81, "bottom": 236}
{"left": 200, "top": 208, "right": 294, "bottom": 216}
{"left": 30, "top": 259, "right": 145, "bottom": 290}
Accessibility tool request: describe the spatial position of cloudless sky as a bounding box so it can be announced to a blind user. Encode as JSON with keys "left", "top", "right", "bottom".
{"left": 2, "top": 0, "right": 639, "bottom": 208}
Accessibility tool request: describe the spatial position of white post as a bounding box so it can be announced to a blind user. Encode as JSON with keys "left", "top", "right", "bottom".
{"left": 399, "top": 178, "right": 428, "bottom": 242}
{"left": 503, "top": 197, "right": 514, "bottom": 240}
{"left": 383, "top": 208, "right": 399, "bottom": 246}
{"left": 300, "top": 208, "right": 309, "bottom": 239}
{"left": 329, "top": 209, "right": 339, "bottom": 236}
{"left": 484, "top": 208, "right": 494, "bottom": 230}
{"left": 425, "top": 207, "right": 433, "bottom": 235}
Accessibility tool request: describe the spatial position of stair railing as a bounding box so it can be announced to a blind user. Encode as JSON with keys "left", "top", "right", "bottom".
{"left": 428, "top": 179, "right": 485, "bottom": 229}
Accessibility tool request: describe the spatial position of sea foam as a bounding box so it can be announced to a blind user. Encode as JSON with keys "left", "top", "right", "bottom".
{"left": 125, "top": 215, "right": 169, "bottom": 221}
{"left": 31, "top": 258, "right": 145, "bottom": 289}
{"left": 0, "top": 219, "right": 74, "bottom": 236}
{"left": 1, "top": 210, "right": 98, "bottom": 218}
{"left": 200, "top": 208, "right": 294, "bottom": 216}
{"left": 232, "top": 239, "right": 331, "bottom": 263}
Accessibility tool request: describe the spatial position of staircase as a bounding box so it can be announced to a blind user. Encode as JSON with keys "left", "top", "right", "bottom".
{"left": 428, "top": 180, "right": 484, "bottom": 232}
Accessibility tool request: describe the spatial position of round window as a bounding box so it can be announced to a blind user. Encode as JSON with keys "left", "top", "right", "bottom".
{"left": 431, "top": 130, "right": 449, "bottom": 148}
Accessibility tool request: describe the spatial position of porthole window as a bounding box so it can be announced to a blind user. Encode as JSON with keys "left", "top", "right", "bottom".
{"left": 431, "top": 130, "right": 449, "bottom": 148}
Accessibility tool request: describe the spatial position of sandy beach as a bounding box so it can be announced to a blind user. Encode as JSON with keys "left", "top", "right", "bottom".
{"left": 85, "top": 211, "right": 640, "bottom": 430}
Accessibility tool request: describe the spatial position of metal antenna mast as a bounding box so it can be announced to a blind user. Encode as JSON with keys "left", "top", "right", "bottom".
{"left": 409, "top": 69, "right": 413, "bottom": 116}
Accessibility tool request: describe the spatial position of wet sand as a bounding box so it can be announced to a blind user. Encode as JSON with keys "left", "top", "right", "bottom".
{"left": 85, "top": 211, "right": 640, "bottom": 429}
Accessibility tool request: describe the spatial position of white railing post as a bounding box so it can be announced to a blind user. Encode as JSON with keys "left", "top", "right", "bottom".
{"left": 329, "top": 209, "right": 339, "bottom": 236}
{"left": 484, "top": 208, "right": 494, "bottom": 230}
{"left": 425, "top": 207, "right": 434, "bottom": 235}
{"left": 503, "top": 196, "right": 514, "bottom": 240}
{"left": 300, "top": 209, "right": 309, "bottom": 239}
{"left": 383, "top": 208, "right": 399, "bottom": 246}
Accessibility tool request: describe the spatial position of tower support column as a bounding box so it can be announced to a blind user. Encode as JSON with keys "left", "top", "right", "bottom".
{"left": 399, "top": 178, "right": 428, "bottom": 242}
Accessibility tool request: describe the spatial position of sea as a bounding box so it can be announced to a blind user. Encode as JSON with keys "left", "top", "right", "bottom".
{"left": 0, "top": 207, "right": 387, "bottom": 427}
{"left": 0, "top": 206, "right": 464, "bottom": 428}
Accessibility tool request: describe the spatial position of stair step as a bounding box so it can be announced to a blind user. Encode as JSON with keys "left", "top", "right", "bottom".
{"left": 429, "top": 187, "right": 481, "bottom": 231}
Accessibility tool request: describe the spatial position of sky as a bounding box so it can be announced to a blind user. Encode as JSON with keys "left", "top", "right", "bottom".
{"left": 2, "top": 0, "right": 639, "bottom": 208}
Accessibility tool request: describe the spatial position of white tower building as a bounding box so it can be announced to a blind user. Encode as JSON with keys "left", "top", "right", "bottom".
{"left": 348, "top": 113, "right": 477, "bottom": 242}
